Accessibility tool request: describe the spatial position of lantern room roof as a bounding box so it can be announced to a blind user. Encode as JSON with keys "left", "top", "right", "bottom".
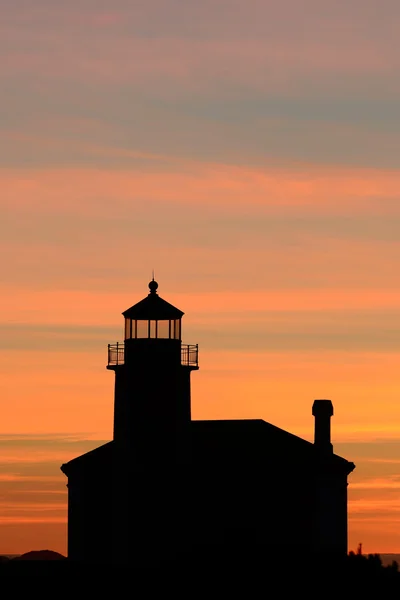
{"left": 122, "top": 280, "right": 184, "bottom": 320}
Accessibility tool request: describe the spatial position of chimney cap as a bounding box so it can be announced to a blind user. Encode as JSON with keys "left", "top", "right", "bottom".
{"left": 312, "top": 399, "right": 334, "bottom": 417}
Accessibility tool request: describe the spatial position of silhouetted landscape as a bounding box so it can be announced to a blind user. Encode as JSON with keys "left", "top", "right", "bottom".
{"left": 0, "top": 546, "right": 399, "bottom": 594}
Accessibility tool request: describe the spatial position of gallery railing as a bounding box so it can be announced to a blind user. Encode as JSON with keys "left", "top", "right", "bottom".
{"left": 107, "top": 342, "right": 198, "bottom": 368}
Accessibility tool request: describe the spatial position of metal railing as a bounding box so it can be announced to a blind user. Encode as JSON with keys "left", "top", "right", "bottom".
{"left": 107, "top": 342, "right": 199, "bottom": 368}
{"left": 181, "top": 344, "right": 199, "bottom": 367}
{"left": 108, "top": 342, "right": 125, "bottom": 366}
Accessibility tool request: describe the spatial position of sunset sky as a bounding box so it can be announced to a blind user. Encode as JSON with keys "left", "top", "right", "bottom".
{"left": 2, "top": 0, "right": 400, "bottom": 556}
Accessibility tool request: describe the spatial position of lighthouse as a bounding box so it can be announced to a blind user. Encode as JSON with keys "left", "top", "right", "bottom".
{"left": 61, "top": 279, "right": 355, "bottom": 566}
{"left": 107, "top": 279, "right": 198, "bottom": 464}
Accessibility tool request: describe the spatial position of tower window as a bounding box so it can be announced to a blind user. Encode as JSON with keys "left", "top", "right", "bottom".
{"left": 124, "top": 317, "right": 181, "bottom": 339}
{"left": 157, "top": 320, "right": 169, "bottom": 339}
{"left": 150, "top": 320, "right": 157, "bottom": 338}
{"left": 136, "top": 320, "right": 148, "bottom": 339}
{"left": 173, "top": 319, "right": 181, "bottom": 340}
{"left": 124, "top": 318, "right": 132, "bottom": 340}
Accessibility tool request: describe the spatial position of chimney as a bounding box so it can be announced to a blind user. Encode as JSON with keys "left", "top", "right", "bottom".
{"left": 312, "top": 399, "right": 334, "bottom": 453}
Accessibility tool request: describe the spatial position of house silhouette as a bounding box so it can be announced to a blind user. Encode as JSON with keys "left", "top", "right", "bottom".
{"left": 61, "top": 280, "right": 355, "bottom": 566}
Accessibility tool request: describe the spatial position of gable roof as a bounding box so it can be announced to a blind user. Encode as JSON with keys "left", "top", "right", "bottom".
{"left": 61, "top": 420, "right": 355, "bottom": 478}
{"left": 60, "top": 441, "right": 114, "bottom": 477}
{"left": 191, "top": 420, "right": 354, "bottom": 474}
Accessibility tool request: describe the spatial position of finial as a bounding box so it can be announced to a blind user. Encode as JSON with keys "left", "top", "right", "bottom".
{"left": 148, "top": 278, "right": 158, "bottom": 294}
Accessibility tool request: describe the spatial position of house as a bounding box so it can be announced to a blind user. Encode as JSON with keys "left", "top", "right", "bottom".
{"left": 61, "top": 280, "right": 355, "bottom": 565}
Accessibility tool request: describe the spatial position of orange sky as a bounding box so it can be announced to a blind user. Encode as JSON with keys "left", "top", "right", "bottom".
{"left": 2, "top": 0, "right": 400, "bottom": 556}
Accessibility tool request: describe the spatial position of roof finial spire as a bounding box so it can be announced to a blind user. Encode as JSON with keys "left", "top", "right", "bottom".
{"left": 148, "top": 270, "right": 158, "bottom": 294}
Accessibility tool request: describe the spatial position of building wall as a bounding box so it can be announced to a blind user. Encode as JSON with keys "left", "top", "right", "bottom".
{"left": 188, "top": 466, "right": 316, "bottom": 557}
{"left": 66, "top": 460, "right": 349, "bottom": 565}
{"left": 67, "top": 474, "right": 111, "bottom": 563}
{"left": 312, "top": 473, "right": 349, "bottom": 556}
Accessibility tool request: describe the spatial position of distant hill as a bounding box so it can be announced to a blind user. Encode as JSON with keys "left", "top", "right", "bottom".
{"left": 0, "top": 555, "right": 11, "bottom": 563}
{"left": 12, "top": 550, "right": 66, "bottom": 561}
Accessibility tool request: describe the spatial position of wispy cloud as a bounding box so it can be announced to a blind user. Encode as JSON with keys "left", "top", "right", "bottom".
{"left": 0, "top": 434, "right": 106, "bottom": 551}
{"left": 3, "top": 164, "right": 400, "bottom": 214}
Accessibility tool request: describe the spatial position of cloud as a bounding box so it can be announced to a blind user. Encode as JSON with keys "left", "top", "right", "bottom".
{"left": 0, "top": 433, "right": 89, "bottom": 552}
{"left": 0, "top": 434, "right": 106, "bottom": 544}
{"left": 5, "top": 308, "right": 400, "bottom": 353}
{"left": 341, "top": 443, "right": 400, "bottom": 551}
{"left": 5, "top": 287, "right": 400, "bottom": 326}
{"left": 2, "top": 0, "right": 400, "bottom": 173}
{"left": 2, "top": 160, "right": 400, "bottom": 301}
{"left": 2, "top": 1, "right": 399, "bottom": 89}
{"left": 351, "top": 478, "right": 400, "bottom": 490}
{"left": 3, "top": 164, "right": 400, "bottom": 216}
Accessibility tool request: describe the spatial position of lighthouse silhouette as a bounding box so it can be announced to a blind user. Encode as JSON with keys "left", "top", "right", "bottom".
{"left": 109, "top": 277, "right": 198, "bottom": 465}
{"left": 61, "top": 280, "right": 355, "bottom": 566}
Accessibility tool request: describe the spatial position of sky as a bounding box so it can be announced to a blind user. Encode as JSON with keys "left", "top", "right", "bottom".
{"left": 2, "top": 0, "right": 400, "bottom": 556}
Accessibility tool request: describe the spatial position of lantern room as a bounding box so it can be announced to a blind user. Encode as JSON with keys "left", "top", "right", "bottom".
{"left": 107, "top": 279, "right": 198, "bottom": 369}
{"left": 122, "top": 279, "right": 184, "bottom": 341}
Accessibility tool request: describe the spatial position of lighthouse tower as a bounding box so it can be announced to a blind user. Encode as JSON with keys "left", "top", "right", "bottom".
{"left": 107, "top": 279, "right": 199, "bottom": 465}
